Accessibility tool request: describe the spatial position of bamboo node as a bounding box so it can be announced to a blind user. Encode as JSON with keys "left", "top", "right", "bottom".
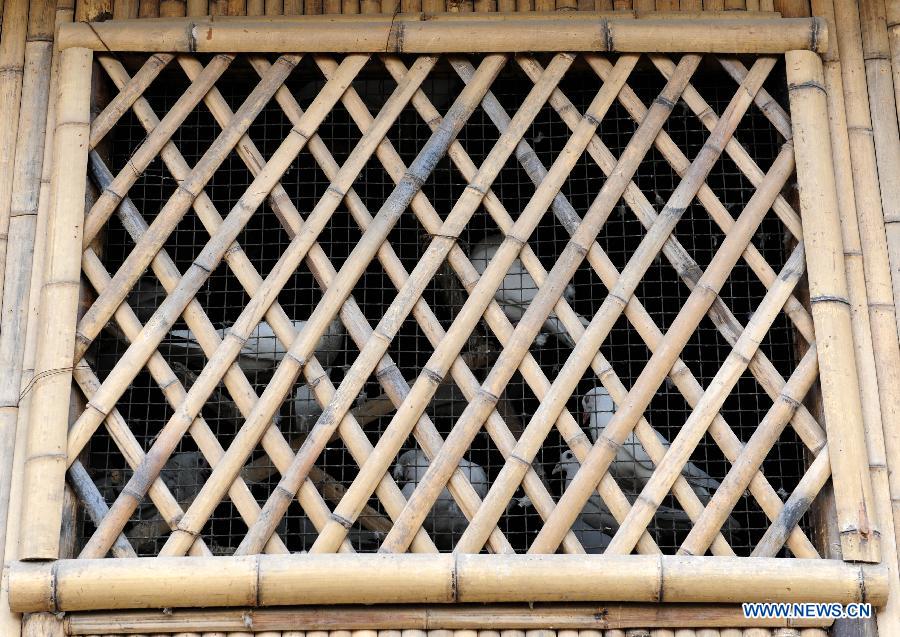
{"left": 330, "top": 512, "right": 355, "bottom": 529}
{"left": 809, "top": 294, "right": 850, "bottom": 307}
{"left": 787, "top": 80, "right": 826, "bottom": 94}
{"left": 421, "top": 366, "right": 444, "bottom": 386}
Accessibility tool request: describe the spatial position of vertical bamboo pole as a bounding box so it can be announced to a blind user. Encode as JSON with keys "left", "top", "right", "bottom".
{"left": 138, "top": 0, "right": 160, "bottom": 16}
{"left": 18, "top": 46, "right": 92, "bottom": 561}
{"left": 860, "top": 0, "right": 900, "bottom": 339}
{"left": 834, "top": 0, "right": 900, "bottom": 575}
{"left": 187, "top": 0, "right": 208, "bottom": 13}
{"left": 160, "top": 0, "right": 187, "bottom": 14}
{"left": 633, "top": 0, "right": 653, "bottom": 13}
{"left": 786, "top": 49, "right": 880, "bottom": 564}
{"left": 775, "top": 0, "right": 807, "bottom": 17}
{"left": 888, "top": 0, "right": 900, "bottom": 126}
{"left": 266, "top": 0, "right": 284, "bottom": 13}
{"left": 283, "top": 0, "right": 301, "bottom": 12}
{"left": 0, "top": 0, "right": 55, "bottom": 574}
{"left": 76, "top": 0, "right": 113, "bottom": 19}
{"left": 0, "top": 0, "right": 29, "bottom": 316}
{"left": 812, "top": 0, "right": 900, "bottom": 630}
{"left": 113, "top": 0, "right": 140, "bottom": 17}
{"left": 724, "top": 0, "right": 745, "bottom": 10}
{"left": 248, "top": 0, "right": 265, "bottom": 12}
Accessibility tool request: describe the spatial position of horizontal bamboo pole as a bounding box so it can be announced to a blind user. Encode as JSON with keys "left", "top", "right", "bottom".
{"left": 8, "top": 555, "right": 889, "bottom": 612}
{"left": 63, "top": 604, "right": 833, "bottom": 634}
{"left": 56, "top": 16, "right": 826, "bottom": 52}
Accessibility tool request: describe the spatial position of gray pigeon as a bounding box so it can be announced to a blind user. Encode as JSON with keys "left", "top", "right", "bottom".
{"left": 392, "top": 448, "right": 489, "bottom": 549}
{"left": 469, "top": 234, "right": 589, "bottom": 349}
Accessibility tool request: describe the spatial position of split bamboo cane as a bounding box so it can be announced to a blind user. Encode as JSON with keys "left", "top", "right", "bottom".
{"left": 0, "top": 0, "right": 54, "bottom": 577}
{"left": 76, "top": 56, "right": 382, "bottom": 559}
{"left": 236, "top": 52, "right": 577, "bottom": 556}
{"left": 310, "top": 53, "right": 651, "bottom": 555}
{"left": 436, "top": 56, "right": 760, "bottom": 552}
{"left": 66, "top": 460, "right": 137, "bottom": 558}
{"left": 600, "top": 244, "right": 805, "bottom": 554}
{"left": 169, "top": 53, "right": 442, "bottom": 551}
{"left": 8, "top": 555, "right": 889, "bottom": 612}
{"left": 786, "top": 49, "right": 880, "bottom": 563}
{"left": 151, "top": 55, "right": 510, "bottom": 558}
{"left": 500, "top": 54, "right": 816, "bottom": 555}
{"left": 0, "top": 0, "right": 29, "bottom": 313}
{"left": 82, "top": 54, "right": 234, "bottom": 247}
{"left": 65, "top": 53, "right": 314, "bottom": 458}
{"left": 55, "top": 16, "right": 826, "bottom": 53}
{"left": 234, "top": 53, "right": 585, "bottom": 554}
{"left": 87, "top": 55, "right": 382, "bottom": 553}
{"left": 71, "top": 53, "right": 301, "bottom": 366}
{"left": 18, "top": 46, "right": 92, "bottom": 561}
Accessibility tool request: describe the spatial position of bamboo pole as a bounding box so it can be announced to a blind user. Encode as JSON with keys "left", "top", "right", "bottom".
{"left": 138, "top": 0, "right": 160, "bottom": 16}
{"left": 187, "top": 0, "right": 208, "bottom": 14}
{"left": 63, "top": 604, "right": 835, "bottom": 634}
{"left": 161, "top": 0, "right": 187, "bottom": 15}
{"left": 785, "top": 49, "right": 880, "bottom": 563}
{"left": 55, "top": 16, "right": 826, "bottom": 53}
{"left": 8, "top": 555, "right": 888, "bottom": 612}
{"left": 0, "top": 0, "right": 53, "bottom": 579}
{"left": 860, "top": 0, "right": 900, "bottom": 346}
{"left": 889, "top": 0, "right": 900, "bottom": 127}
{"left": 113, "top": 0, "right": 140, "bottom": 17}
{"left": 812, "top": 0, "right": 900, "bottom": 632}
{"left": 0, "top": 0, "right": 29, "bottom": 315}
{"left": 17, "top": 46, "right": 92, "bottom": 561}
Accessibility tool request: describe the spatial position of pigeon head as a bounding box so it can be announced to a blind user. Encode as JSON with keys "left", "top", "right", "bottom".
{"left": 581, "top": 386, "right": 616, "bottom": 425}
{"left": 393, "top": 449, "right": 428, "bottom": 483}
{"left": 552, "top": 449, "right": 580, "bottom": 479}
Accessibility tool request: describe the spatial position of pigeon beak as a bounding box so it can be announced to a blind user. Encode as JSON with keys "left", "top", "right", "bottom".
{"left": 551, "top": 463, "right": 562, "bottom": 475}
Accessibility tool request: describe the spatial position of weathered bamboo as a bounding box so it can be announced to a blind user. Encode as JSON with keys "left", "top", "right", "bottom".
{"left": 187, "top": 0, "right": 208, "bottom": 14}
{"left": 0, "top": 0, "right": 28, "bottom": 311}
{"left": 786, "top": 49, "right": 880, "bottom": 563}
{"left": 237, "top": 53, "right": 579, "bottom": 556}
{"left": 161, "top": 0, "right": 187, "bottom": 14}
{"left": 138, "top": 0, "right": 160, "bottom": 17}
{"left": 511, "top": 53, "right": 817, "bottom": 555}
{"left": 75, "top": 57, "right": 381, "bottom": 558}
{"left": 0, "top": 0, "right": 55, "bottom": 587}
{"left": 82, "top": 53, "right": 233, "bottom": 245}
{"left": 113, "top": 0, "right": 140, "bottom": 18}
{"left": 66, "top": 461, "right": 137, "bottom": 558}
{"left": 87, "top": 57, "right": 369, "bottom": 554}
{"left": 55, "top": 16, "right": 826, "bottom": 53}
{"left": 168, "top": 53, "right": 437, "bottom": 550}
{"left": 601, "top": 244, "right": 805, "bottom": 554}
{"left": 311, "top": 53, "right": 648, "bottom": 555}
{"left": 813, "top": 0, "right": 900, "bottom": 631}
{"left": 62, "top": 603, "right": 835, "bottom": 634}
{"left": 860, "top": 0, "right": 900, "bottom": 347}
{"left": 9, "top": 555, "right": 888, "bottom": 612}
{"left": 455, "top": 57, "right": 766, "bottom": 556}
{"left": 18, "top": 46, "right": 92, "bottom": 561}
{"left": 152, "top": 56, "right": 510, "bottom": 559}
{"left": 889, "top": 0, "right": 900, "bottom": 126}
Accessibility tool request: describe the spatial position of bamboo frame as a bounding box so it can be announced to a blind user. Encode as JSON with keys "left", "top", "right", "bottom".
{"left": 62, "top": 604, "right": 833, "bottom": 634}
{"left": 8, "top": 555, "right": 889, "bottom": 612}
{"left": 54, "top": 15, "right": 826, "bottom": 52}
{"left": 18, "top": 46, "right": 93, "bottom": 561}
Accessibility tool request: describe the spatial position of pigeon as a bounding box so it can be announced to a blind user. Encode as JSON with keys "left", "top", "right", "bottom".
{"left": 165, "top": 318, "right": 345, "bottom": 373}
{"left": 552, "top": 449, "right": 695, "bottom": 535}
{"left": 392, "top": 448, "right": 489, "bottom": 549}
{"left": 469, "top": 234, "right": 590, "bottom": 349}
{"left": 582, "top": 386, "right": 722, "bottom": 502}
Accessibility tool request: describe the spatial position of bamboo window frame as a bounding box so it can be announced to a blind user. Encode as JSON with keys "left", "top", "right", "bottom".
{"left": 8, "top": 13, "right": 891, "bottom": 613}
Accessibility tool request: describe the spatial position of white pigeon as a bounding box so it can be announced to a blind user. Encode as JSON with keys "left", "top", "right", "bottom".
{"left": 582, "top": 386, "right": 722, "bottom": 502}
{"left": 166, "top": 318, "right": 345, "bottom": 373}
{"left": 552, "top": 449, "right": 695, "bottom": 535}
{"left": 469, "top": 234, "right": 590, "bottom": 349}
{"left": 392, "top": 448, "right": 489, "bottom": 549}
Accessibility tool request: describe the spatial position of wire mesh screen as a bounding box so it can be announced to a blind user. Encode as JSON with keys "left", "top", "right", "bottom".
{"left": 74, "top": 51, "right": 821, "bottom": 560}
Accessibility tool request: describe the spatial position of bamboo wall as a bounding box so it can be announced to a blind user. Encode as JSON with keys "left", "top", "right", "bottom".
{"left": 1, "top": 0, "right": 900, "bottom": 635}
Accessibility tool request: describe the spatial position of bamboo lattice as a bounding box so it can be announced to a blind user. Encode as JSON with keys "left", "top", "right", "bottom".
{"left": 22, "top": 31, "right": 875, "bottom": 568}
